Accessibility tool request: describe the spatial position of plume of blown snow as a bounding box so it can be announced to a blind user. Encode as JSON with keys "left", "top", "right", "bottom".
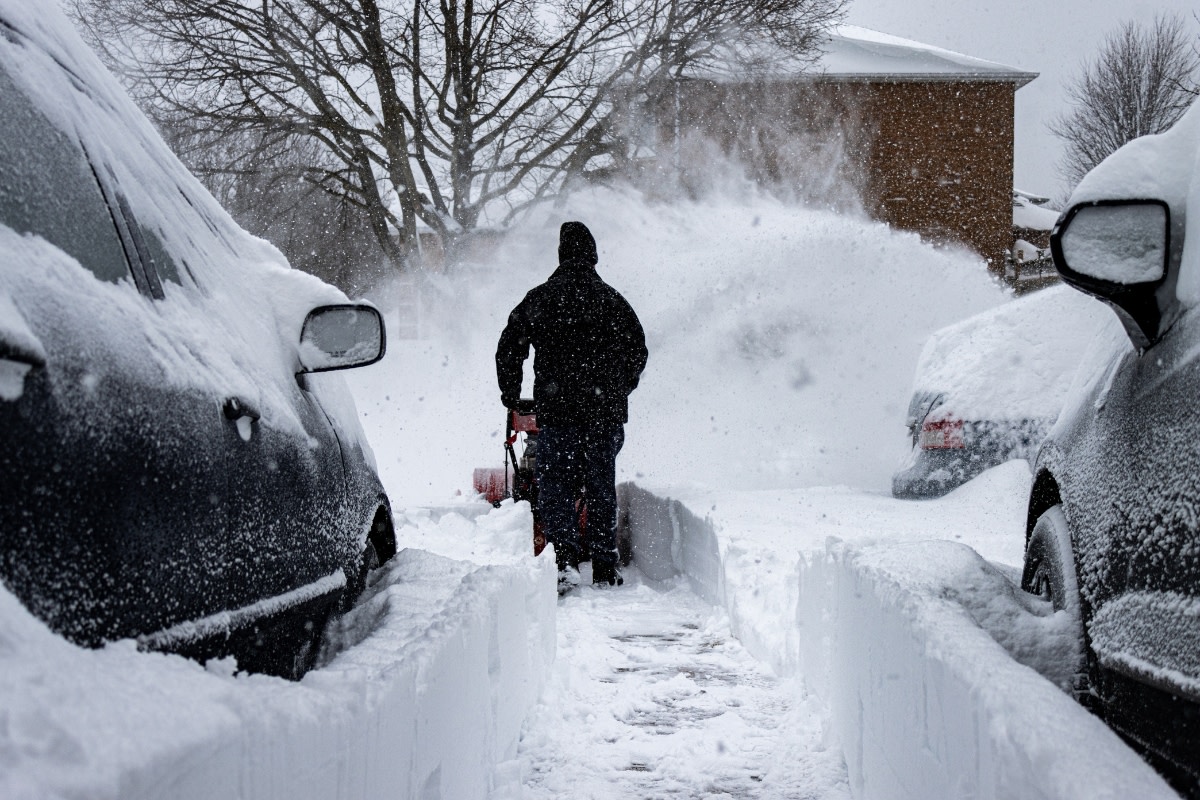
{"left": 352, "top": 186, "right": 1008, "bottom": 503}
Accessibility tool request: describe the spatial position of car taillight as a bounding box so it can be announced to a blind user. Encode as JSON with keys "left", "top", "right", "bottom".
{"left": 919, "top": 418, "right": 964, "bottom": 449}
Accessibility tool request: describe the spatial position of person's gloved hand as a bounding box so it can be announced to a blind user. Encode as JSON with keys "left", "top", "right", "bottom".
{"left": 501, "top": 395, "right": 519, "bottom": 411}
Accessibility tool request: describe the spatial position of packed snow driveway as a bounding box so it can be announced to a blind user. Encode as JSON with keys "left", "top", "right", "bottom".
{"left": 496, "top": 570, "right": 851, "bottom": 799}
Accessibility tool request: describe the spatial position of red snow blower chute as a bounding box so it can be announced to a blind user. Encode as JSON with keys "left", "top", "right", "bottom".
{"left": 474, "top": 399, "right": 598, "bottom": 559}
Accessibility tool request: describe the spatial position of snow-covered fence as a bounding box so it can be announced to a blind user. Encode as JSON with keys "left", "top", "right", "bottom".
{"left": 622, "top": 484, "right": 1177, "bottom": 800}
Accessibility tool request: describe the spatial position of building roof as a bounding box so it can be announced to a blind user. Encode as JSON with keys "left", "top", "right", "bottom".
{"left": 1013, "top": 192, "right": 1061, "bottom": 230}
{"left": 683, "top": 25, "right": 1038, "bottom": 87}
{"left": 820, "top": 26, "right": 1037, "bottom": 85}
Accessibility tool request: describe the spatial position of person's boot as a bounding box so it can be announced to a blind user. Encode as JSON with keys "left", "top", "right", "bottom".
{"left": 555, "top": 545, "right": 581, "bottom": 596}
{"left": 557, "top": 565, "right": 581, "bottom": 596}
{"left": 592, "top": 561, "right": 623, "bottom": 587}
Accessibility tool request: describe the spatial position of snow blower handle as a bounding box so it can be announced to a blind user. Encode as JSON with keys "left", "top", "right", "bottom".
{"left": 474, "top": 400, "right": 537, "bottom": 507}
{"left": 503, "top": 399, "right": 538, "bottom": 504}
{"left": 506, "top": 399, "right": 537, "bottom": 441}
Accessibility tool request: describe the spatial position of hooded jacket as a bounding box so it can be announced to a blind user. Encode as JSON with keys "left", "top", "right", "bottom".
{"left": 496, "top": 222, "right": 648, "bottom": 426}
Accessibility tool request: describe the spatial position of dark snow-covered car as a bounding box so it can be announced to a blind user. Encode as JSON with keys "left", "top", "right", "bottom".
{"left": 1022, "top": 100, "right": 1200, "bottom": 792}
{"left": 892, "top": 286, "right": 1108, "bottom": 498}
{"left": 0, "top": 5, "right": 394, "bottom": 678}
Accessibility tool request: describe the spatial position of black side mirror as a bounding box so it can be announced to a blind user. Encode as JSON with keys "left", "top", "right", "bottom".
{"left": 298, "top": 304, "right": 386, "bottom": 373}
{"left": 1050, "top": 199, "right": 1171, "bottom": 349}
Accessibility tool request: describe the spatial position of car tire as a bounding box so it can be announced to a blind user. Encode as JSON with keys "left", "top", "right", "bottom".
{"left": 342, "top": 539, "right": 380, "bottom": 613}
{"left": 291, "top": 606, "right": 333, "bottom": 679}
{"left": 1021, "top": 504, "right": 1097, "bottom": 706}
{"left": 341, "top": 505, "right": 394, "bottom": 612}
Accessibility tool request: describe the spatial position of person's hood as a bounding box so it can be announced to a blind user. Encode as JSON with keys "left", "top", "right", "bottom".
{"left": 558, "top": 221, "right": 598, "bottom": 268}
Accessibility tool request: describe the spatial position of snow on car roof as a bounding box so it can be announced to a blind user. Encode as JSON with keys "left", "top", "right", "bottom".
{"left": 0, "top": 0, "right": 373, "bottom": 451}
{"left": 913, "top": 285, "right": 1113, "bottom": 421}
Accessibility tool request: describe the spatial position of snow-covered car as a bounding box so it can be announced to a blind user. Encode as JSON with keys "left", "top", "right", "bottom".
{"left": 892, "top": 286, "right": 1109, "bottom": 499}
{"left": 0, "top": 4, "right": 394, "bottom": 678}
{"left": 1022, "top": 99, "right": 1200, "bottom": 792}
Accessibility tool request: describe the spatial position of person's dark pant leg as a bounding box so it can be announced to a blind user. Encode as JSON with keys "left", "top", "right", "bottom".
{"left": 584, "top": 423, "right": 624, "bottom": 570}
{"left": 536, "top": 424, "right": 584, "bottom": 569}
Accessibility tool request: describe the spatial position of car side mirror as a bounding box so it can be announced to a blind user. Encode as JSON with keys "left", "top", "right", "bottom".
{"left": 298, "top": 304, "right": 386, "bottom": 373}
{"left": 1050, "top": 199, "right": 1170, "bottom": 349}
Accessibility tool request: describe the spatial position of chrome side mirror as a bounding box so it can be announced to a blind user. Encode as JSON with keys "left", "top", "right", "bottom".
{"left": 1051, "top": 200, "right": 1171, "bottom": 348}
{"left": 298, "top": 304, "right": 386, "bottom": 373}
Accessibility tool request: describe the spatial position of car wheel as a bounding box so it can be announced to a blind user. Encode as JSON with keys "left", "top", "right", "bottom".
{"left": 341, "top": 506, "right": 394, "bottom": 612}
{"left": 1021, "top": 504, "right": 1096, "bottom": 705}
{"left": 360, "top": 538, "right": 381, "bottom": 579}
{"left": 291, "top": 606, "right": 333, "bottom": 679}
{"left": 342, "top": 538, "right": 380, "bottom": 613}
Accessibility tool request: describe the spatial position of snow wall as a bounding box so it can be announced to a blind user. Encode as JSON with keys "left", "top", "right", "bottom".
{"left": 623, "top": 485, "right": 1178, "bottom": 800}
{"left": 619, "top": 482, "right": 723, "bottom": 606}
{"left": 0, "top": 544, "right": 556, "bottom": 800}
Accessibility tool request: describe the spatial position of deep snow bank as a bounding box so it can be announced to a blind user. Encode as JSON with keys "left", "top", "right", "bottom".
{"left": 797, "top": 542, "right": 1175, "bottom": 800}
{"left": 0, "top": 505, "right": 555, "bottom": 800}
{"left": 625, "top": 473, "right": 1177, "bottom": 799}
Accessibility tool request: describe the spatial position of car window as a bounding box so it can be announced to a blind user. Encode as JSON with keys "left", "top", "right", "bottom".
{"left": 137, "top": 225, "right": 182, "bottom": 285}
{"left": 0, "top": 64, "right": 129, "bottom": 283}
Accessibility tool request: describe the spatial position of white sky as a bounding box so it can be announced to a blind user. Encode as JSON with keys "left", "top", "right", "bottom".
{"left": 845, "top": 0, "right": 1200, "bottom": 202}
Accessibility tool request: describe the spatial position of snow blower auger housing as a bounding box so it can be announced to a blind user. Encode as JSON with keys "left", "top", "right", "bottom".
{"left": 473, "top": 399, "right": 631, "bottom": 564}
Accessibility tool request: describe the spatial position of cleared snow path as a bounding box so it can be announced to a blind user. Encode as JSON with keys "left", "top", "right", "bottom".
{"left": 493, "top": 568, "right": 852, "bottom": 800}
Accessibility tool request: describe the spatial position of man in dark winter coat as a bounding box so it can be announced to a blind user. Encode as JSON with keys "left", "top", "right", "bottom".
{"left": 496, "top": 221, "right": 648, "bottom": 591}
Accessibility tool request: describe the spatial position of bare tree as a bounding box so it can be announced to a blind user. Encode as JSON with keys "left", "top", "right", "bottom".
{"left": 74, "top": 0, "right": 845, "bottom": 271}
{"left": 1051, "top": 14, "right": 1199, "bottom": 189}
{"left": 153, "top": 122, "right": 389, "bottom": 293}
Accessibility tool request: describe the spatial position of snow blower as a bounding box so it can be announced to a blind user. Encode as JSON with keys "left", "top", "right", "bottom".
{"left": 473, "top": 400, "right": 630, "bottom": 563}
{"left": 473, "top": 400, "right": 553, "bottom": 556}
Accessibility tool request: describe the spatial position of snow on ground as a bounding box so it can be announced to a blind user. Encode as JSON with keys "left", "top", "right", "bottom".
{"left": 662, "top": 458, "right": 1033, "bottom": 679}
{"left": 621, "top": 465, "right": 1175, "bottom": 799}
{"left": 0, "top": 505, "right": 555, "bottom": 800}
{"left": 1, "top": 188, "right": 1179, "bottom": 798}
{"left": 491, "top": 571, "right": 852, "bottom": 800}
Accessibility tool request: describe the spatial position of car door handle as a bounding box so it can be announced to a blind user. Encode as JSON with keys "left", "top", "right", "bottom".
{"left": 222, "top": 396, "right": 261, "bottom": 422}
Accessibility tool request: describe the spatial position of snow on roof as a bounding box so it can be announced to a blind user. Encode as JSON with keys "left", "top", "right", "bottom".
{"left": 821, "top": 26, "right": 1037, "bottom": 84}
{"left": 1014, "top": 188, "right": 1052, "bottom": 205}
{"left": 1013, "top": 194, "right": 1061, "bottom": 230}
{"left": 684, "top": 25, "right": 1037, "bottom": 86}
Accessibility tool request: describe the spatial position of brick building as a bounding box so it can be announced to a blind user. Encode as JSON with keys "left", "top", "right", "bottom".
{"left": 641, "top": 27, "right": 1037, "bottom": 272}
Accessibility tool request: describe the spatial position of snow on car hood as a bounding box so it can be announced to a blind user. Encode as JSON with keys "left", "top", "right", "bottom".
{"left": 0, "top": 0, "right": 377, "bottom": 452}
{"left": 912, "top": 285, "right": 1111, "bottom": 421}
{"left": 1070, "top": 98, "right": 1200, "bottom": 308}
